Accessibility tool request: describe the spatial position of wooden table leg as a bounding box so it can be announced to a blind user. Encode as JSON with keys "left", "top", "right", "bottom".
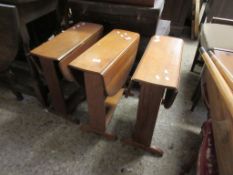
{"left": 122, "top": 83, "right": 165, "bottom": 156}
{"left": 81, "top": 72, "right": 117, "bottom": 140}
{"left": 40, "top": 58, "right": 67, "bottom": 115}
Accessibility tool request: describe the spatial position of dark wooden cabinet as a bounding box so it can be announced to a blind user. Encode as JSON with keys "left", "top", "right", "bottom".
{"left": 162, "top": 0, "right": 192, "bottom": 36}
{"left": 207, "top": 0, "right": 233, "bottom": 22}
{"left": 69, "top": 0, "right": 163, "bottom": 37}
{"left": 81, "top": 0, "right": 155, "bottom": 7}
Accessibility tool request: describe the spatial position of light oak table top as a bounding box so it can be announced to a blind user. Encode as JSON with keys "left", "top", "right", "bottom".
{"left": 69, "top": 29, "right": 140, "bottom": 96}
{"left": 69, "top": 29, "right": 140, "bottom": 74}
{"left": 132, "top": 36, "right": 183, "bottom": 89}
{"left": 31, "top": 22, "right": 103, "bottom": 61}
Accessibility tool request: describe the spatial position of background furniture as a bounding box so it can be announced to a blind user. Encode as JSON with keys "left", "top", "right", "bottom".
{"left": 68, "top": 0, "right": 164, "bottom": 37}
{"left": 200, "top": 48, "right": 233, "bottom": 175}
{"left": 0, "top": 4, "right": 23, "bottom": 100}
{"left": 206, "top": 0, "right": 233, "bottom": 22}
{"left": 81, "top": 0, "right": 155, "bottom": 7}
{"left": 162, "top": 0, "right": 192, "bottom": 36}
{"left": 0, "top": 0, "right": 62, "bottom": 105}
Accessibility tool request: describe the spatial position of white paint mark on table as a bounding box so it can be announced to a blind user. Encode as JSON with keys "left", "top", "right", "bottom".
{"left": 154, "top": 36, "right": 160, "bottom": 42}
{"left": 164, "top": 69, "right": 169, "bottom": 74}
{"left": 125, "top": 36, "right": 132, "bottom": 41}
{"left": 165, "top": 76, "right": 170, "bottom": 81}
{"left": 155, "top": 75, "right": 160, "bottom": 80}
{"left": 92, "top": 58, "right": 101, "bottom": 63}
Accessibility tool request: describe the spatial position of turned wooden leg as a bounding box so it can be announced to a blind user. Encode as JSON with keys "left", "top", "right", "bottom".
{"left": 123, "top": 83, "right": 165, "bottom": 156}
{"left": 82, "top": 72, "right": 117, "bottom": 140}
{"left": 40, "top": 59, "right": 67, "bottom": 115}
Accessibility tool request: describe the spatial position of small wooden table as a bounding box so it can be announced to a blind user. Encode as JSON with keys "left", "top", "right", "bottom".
{"left": 69, "top": 29, "right": 140, "bottom": 139}
{"left": 123, "top": 36, "right": 184, "bottom": 156}
{"left": 31, "top": 22, "right": 103, "bottom": 115}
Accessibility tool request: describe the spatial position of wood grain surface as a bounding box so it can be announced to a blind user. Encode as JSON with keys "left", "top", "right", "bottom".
{"left": 132, "top": 36, "right": 183, "bottom": 89}
{"left": 31, "top": 22, "right": 103, "bottom": 61}
{"left": 70, "top": 29, "right": 140, "bottom": 96}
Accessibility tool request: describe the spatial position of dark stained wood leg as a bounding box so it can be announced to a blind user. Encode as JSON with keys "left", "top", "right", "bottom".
{"left": 39, "top": 58, "right": 67, "bottom": 116}
{"left": 82, "top": 72, "right": 117, "bottom": 140}
{"left": 191, "top": 79, "right": 201, "bottom": 111}
{"left": 122, "top": 83, "right": 165, "bottom": 156}
{"left": 191, "top": 42, "right": 201, "bottom": 72}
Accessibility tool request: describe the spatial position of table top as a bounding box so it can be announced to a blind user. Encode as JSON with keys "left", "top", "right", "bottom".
{"left": 31, "top": 22, "right": 103, "bottom": 61}
{"left": 214, "top": 50, "right": 233, "bottom": 75}
{"left": 132, "top": 36, "right": 183, "bottom": 89}
{"left": 69, "top": 29, "right": 140, "bottom": 75}
{"left": 213, "top": 49, "right": 233, "bottom": 91}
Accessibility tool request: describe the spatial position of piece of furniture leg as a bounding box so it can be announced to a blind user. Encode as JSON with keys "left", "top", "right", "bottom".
{"left": 123, "top": 84, "right": 164, "bottom": 156}
{"left": 81, "top": 72, "right": 116, "bottom": 140}
{"left": 39, "top": 58, "right": 67, "bottom": 115}
{"left": 81, "top": 72, "right": 125, "bottom": 140}
{"left": 122, "top": 35, "right": 184, "bottom": 155}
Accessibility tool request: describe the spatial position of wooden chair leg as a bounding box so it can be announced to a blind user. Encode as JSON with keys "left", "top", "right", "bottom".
{"left": 191, "top": 42, "right": 201, "bottom": 72}
{"left": 191, "top": 80, "right": 201, "bottom": 111}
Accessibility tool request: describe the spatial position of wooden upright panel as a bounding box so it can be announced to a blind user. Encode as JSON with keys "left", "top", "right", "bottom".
{"left": 206, "top": 0, "right": 233, "bottom": 22}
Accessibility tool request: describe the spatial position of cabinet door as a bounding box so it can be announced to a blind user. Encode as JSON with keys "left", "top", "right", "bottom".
{"left": 207, "top": 0, "right": 233, "bottom": 22}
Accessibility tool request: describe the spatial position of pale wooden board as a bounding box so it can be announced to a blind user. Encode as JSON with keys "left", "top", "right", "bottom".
{"left": 69, "top": 29, "right": 139, "bottom": 74}
{"left": 31, "top": 22, "right": 103, "bottom": 61}
{"left": 132, "top": 36, "right": 183, "bottom": 89}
